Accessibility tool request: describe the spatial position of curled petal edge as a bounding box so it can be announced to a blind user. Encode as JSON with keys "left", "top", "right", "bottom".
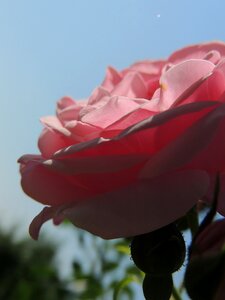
{"left": 29, "top": 206, "right": 66, "bottom": 240}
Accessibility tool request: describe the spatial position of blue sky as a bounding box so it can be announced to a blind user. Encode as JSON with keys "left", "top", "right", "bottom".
{"left": 1, "top": 0, "right": 225, "bottom": 283}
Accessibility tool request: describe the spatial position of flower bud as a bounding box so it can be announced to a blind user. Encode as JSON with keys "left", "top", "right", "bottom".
{"left": 130, "top": 224, "right": 185, "bottom": 275}
{"left": 185, "top": 218, "right": 225, "bottom": 300}
{"left": 185, "top": 253, "right": 225, "bottom": 300}
{"left": 142, "top": 274, "right": 173, "bottom": 300}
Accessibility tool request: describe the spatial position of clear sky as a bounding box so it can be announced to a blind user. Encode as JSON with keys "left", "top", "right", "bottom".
{"left": 1, "top": 0, "right": 225, "bottom": 283}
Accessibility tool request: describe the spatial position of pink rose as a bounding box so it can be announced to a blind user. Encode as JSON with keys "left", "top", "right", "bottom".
{"left": 19, "top": 41, "right": 225, "bottom": 240}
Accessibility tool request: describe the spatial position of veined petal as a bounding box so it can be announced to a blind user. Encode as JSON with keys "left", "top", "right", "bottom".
{"left": 140, "top": 103, "right": 225, "bottom": 179}
{"left": 81, "top": 96, "right": 141, "bottom": 129}
{"left": 159, "top": 59, "right": 215, "bottom": 110}
{"left": 43, "top": 154, "right": 148, "bottom": 175}
{"left": 62, "top": 170, "right": 209, "bottom": 239}
{"left": 111, "top": 72, "right": 148, "bottom": 98}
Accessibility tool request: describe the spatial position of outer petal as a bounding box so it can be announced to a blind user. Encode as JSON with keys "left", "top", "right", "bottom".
{"left": 19, "top": 157, "right": 93, "bottom": 206}
{"left": 19, "top": 151, "right": 147, "bottom": 207}
{"left": 62, "top": 170, "right": 209, "bottom": 239}
{"left": 168, "top": 41, "right": 225, "bottom": 64}
{"left": 43, "top": 154, "right": 148, "bottom": 175}
{"left": 38, "top": 115, "right": 74, "bottom": 158}
{"left": 20, "top": 101, "right": 214, "bottom": 208}
{"left": 38, "top": 127, "right": 74, "bottom": 158}
{"left": 29, "top": 206, "right": 62, "bottom": 240}
{"left": 140, "top": 103, "right": 225, "bottom": 179}
{"left": 184, "top": 103, "right": 225, "bottom": 174}
{"left": 121, "top": 60, "right": 166, "bottom": 79}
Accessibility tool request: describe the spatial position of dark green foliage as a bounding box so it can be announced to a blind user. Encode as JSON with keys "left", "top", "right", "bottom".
{"left": 0, "top": 230, "right": 73, "bottom": 300}
{"left": 71, "top": 232, "right": 140, "bottom": 300}
{"left": 0, "top": 225, "right": 142, "bottom": 300}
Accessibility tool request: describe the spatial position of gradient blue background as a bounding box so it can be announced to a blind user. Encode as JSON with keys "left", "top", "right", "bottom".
{"left": 1, "top": 0, "right": 225, "bottom": 289}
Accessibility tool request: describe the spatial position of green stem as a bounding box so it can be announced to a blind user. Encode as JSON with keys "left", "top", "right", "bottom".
{"left": 186, "top": 206, "right": 199, "bottom": 238}
{"left": 178, "top": 280, "right": 185, "bottom": 293}
{"left": 172, "top": 285, "right": 183, "bottom": 300}
{"left": 113, "top": 276, "right": 140, "bottom": 300}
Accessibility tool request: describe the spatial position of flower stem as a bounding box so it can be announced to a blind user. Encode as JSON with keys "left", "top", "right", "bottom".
{"left": 172, "top": 285, "right": 183, "bottom": 300}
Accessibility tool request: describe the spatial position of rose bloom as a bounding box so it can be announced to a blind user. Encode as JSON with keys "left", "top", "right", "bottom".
{"left": 19, "top": 41, "right": 225, "bottom": 240}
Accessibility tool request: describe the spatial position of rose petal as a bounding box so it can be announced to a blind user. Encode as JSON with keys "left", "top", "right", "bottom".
{"left": 140, "top": 103, "right": 225, "bottom": 179}
{"left": 81, "top": 96, "right": 141, "bottom": 129}
{"left": 29, "top": 206, "right": 58, "bottom": 240}
{"left": 111, "top": 72, "right": 148, "bottom": 98}
{"left": 57, "top": 97, "right": 85, "bottom": 124}
{"left": 57, "top": 96, "right": 76, "bottom": 110}
{"left": 177, "top": 60, "right": 225, "bottom": 105}
{"left": 168, "top": 41, "right": 225, "bottom": 64}
{"left": 20, "top": 151, "right": 147, "bottom": 206}
{"left": 121, "top": 60, "right": 166, "bottom": 79}
{"left": 65, "top": 120, "right": 101, "bottom": 142}
{"left": 209, "top": 59, "right": 225, "bottom": 100}
{"left": 29, "top": 206, "right": 66, "bottom": 240}
{"left": 159, "top": 59, "right": 215, "bottom": 110}
{"left": 43, "top": 154, "right": 148, "bottom": 175}
{"left": 144, "top": 102, "right": 213, "bottom": 145}
{"left": 203, "top": 50, "right": 221, "bottom": 64}
{"left": 20, "top": 158, "right": 93, "bottom": 206}
{"left": 101, "top": 66, "right": 122, "bottom": 91}
{"left": 87, "top": 87, "right": 110, "bottom": 106}
{"left": 53, "top": 101, "right": 217, "bottom": 161}
{"left": 62, "top": 170, "right": 209, "bottom": 239}
{"left": 101, "top": 101, "right": 157, "bottom": 137}
{"left": 38, "top": 127, "right": 74, "bottom": 158}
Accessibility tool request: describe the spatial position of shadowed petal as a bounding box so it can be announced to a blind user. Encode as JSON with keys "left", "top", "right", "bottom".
{"left": 62, "top": 170, "right": 209, "bottom": 239}
{"left": 140, "top": 103, "right": 225, "bottom": 179}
